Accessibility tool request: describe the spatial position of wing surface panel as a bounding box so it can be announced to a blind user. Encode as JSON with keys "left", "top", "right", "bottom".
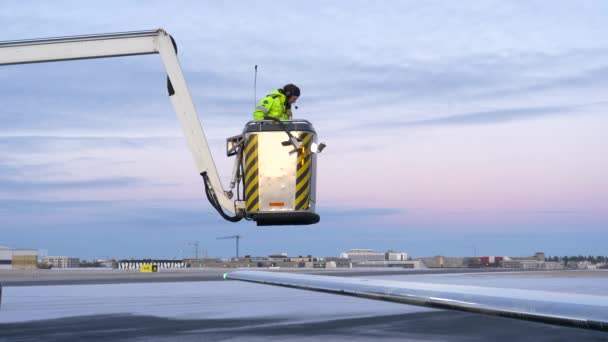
{"left": 225, "top": 271, "right": 608, "bottom": 331}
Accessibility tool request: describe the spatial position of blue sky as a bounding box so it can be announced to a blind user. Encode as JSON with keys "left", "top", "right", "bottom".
{"left": 1, "top": 1, "right": 607, "bottom": 259}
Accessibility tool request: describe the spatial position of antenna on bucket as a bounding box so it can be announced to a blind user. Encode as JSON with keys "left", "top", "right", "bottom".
{"left": 253, "top": 65, "right": 258, "bottom": 107}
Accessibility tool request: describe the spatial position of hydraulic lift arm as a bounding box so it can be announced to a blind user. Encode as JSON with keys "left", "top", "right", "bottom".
{"left": 0, "top": 29, "right": 237, "bottom": 215}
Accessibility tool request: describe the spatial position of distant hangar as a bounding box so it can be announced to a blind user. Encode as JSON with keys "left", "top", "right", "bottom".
{"left": 0, "top": 245, "right": 38, "bottom": 269}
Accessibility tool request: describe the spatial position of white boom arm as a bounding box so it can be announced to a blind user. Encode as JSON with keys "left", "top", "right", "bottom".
{"left": 0, "top": 29, "right": 235, "bottom": 214}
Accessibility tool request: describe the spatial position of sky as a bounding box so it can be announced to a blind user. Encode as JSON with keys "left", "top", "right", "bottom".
{"left": 1, "top": 1, "right": 607, "bottom": 260}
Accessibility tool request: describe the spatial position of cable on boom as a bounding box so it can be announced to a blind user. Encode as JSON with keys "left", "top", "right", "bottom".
{"left": 201, "top": 172, "right": 242, "bottom": 222}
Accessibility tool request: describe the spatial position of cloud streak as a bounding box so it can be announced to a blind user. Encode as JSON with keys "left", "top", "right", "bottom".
{"left": 0, "top": 135, "right": 181, "bottom": 154}
{"left": 391, "top": 105, "right": 571, "bottom": 127}
{"left": 0, "top": 177, "right": 144, "bottom": 192}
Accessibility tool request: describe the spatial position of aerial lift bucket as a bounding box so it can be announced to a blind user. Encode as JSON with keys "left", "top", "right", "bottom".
{"left": 239, "top": 120, "right": 321, "bottom": 226}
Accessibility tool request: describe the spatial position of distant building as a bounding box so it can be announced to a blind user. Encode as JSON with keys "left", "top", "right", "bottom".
{"left": 534, "top": 252, "right": 546, "bottom": 261}
{"left": 417, "top": 256, "right": 465, "bottom": 268}
{"left": 339, "top": 249, "right": 417, "bottom": 268}
{"left": 575, "top": 261, "right": 597, "bottom": 270}
{"left": 250, "top": 255, "right": 298, "bottom": 268}
{"left": 118, "top": 259, "right": 186, "bottom": 270}
{"left": 267, "top": 254, "right": 291, "bottom": 263}
{"left": 324, "top": 257, "right": 351, "bottom": 268}
{"left": 385, "top": 251, "right": 408, "bottom": 261}
{"left": 303, "top": 260, "right": 326, "bottom": 268}
{"left": 340, "top": 249, "right": 385, "bottom": 262}
{"left": 95, "top": 259, "right": 117, "bottom": 268}
{"left": 353, "top": 260, "right": 423, "bottom": 268}
{"left": 268, "top": 253, "right": 289, "bottom": 258}
{"left": 43, "top": 256, "right": 80, "bottom": 269}
{"left": 479, "top": 256, "right": 504, "bottom": 266}
{"left": 463, "top": 257, "right": 482, "bottom": 267}
{"left": 0, "top": 246, "right": 38, "bottom": 269}
{"left": 501, "top": 260, "right": 562, "bottom": 269}
{"left": 505, "top": 253, "right": 546, "bottom": 262}
{"left": 187, "top": 257, "right": 253, "bottom": 268}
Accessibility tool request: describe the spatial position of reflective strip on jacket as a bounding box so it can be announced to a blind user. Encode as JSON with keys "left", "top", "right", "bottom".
{"left": 252, "top": 89, "right": 292, "bottom": 121}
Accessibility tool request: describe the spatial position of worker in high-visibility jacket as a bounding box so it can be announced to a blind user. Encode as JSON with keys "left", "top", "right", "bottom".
{"left": 253, "top": 84, "right": 300, "bottom": 121}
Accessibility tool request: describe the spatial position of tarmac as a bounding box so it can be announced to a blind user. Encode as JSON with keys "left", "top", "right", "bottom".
{"left": 1, "top": 269, "right": 606, "bottom": 341}
{"left": 1, "top": 309, "right": 606, "bottom": 341}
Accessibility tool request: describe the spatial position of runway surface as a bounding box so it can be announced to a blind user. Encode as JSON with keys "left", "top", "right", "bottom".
{"left": 3, "top": 311, "right": 607, "bottom": 342}
{"left": 1, "top": 270, "right": 607, "bottom": 341}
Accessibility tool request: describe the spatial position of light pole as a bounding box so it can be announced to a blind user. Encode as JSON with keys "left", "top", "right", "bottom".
{"left": 188, "top": 241, "right": 200, "bottom": 259}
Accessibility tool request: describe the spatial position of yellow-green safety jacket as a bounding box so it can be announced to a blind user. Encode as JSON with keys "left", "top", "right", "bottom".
{"left": 252, "top": 89, "right": 292, "bottom": 121}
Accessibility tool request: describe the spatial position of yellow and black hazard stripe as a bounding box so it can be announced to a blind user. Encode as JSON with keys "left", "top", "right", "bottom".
{"left": 296, "top": 133, "right": 313, "bottom": 210}
{"left": 244, "top": 134, "right": 259, "bottom": 212}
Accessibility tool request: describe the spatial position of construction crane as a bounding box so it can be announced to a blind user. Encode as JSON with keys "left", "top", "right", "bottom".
{"left": 217, "top": 235, "right": 243, "bottom": 259}
{"left": 0, "top": 29, "right": 325, "bottom": 226}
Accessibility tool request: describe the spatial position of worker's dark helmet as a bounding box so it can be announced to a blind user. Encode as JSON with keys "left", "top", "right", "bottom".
{"left": 282, "top": 84, "right": 300, "bottom": 98}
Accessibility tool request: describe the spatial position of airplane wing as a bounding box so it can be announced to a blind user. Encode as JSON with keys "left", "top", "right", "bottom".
{"left": 225, "top": 270, "right": 608, "bottom": 331}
